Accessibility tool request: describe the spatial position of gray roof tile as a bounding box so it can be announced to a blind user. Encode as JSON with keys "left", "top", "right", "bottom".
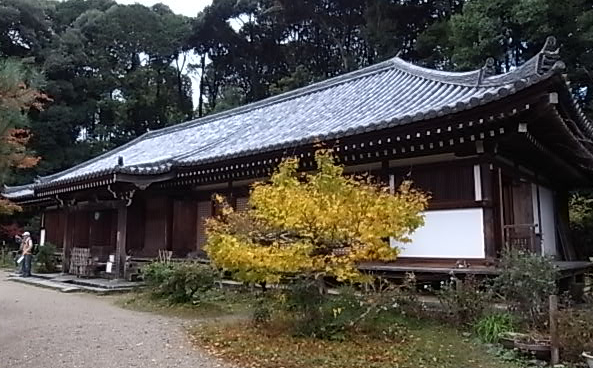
{"left": 4, "top": 37, "right": 583, "bottom": 197}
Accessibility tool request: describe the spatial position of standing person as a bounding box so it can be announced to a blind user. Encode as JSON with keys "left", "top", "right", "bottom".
{"left": 14, "top": 234, "right": 22, "bottom": 269}
{"left": 20, "top": 232, "right": 33, "bottom": 277}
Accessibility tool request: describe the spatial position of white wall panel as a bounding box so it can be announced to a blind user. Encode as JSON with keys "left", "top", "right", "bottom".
{"left": 539, "top": 186, "right": 557, "bottom": 256}
{"left": 392, "top": 208, "right": 485, "bottom": 258}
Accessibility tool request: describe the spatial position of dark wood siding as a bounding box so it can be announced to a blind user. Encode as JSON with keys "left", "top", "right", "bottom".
{"left": 126, "top": 198, "right": 145, "bottom": 255}
{"left": 88, "top": 210, "right": 117, "bottom": 261}
{"left": 196, "top": 200, "right": 212, "bottom": 252}
{"left": 71, "top": 211, "right": 90, "bottom": 248}
{"left": 172, "top": 199, "right": 198, "bottom": 257}
{"left": 44, "top": 210, "right": 65, "bottom": 247}
{"left": 143, "top": 197, "right": 171, "bottom": 257}
{"left": 393, "top": 163, "right": 475, "bottom": 208}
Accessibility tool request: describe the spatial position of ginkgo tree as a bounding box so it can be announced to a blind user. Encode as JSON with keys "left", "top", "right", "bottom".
{"left": 205, "top": 150, "right": 428, "bottom": 286}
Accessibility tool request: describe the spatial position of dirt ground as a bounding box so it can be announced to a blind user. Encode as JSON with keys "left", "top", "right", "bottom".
{"left": 0, "top": 275, "right": 231, "bottom": 368}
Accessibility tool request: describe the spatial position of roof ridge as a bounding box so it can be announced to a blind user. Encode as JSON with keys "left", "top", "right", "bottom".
{"left": 142, "top": 58, "right": 400, "bottom": 139}
{"left": 123, "top": 55, "right": 507, "bottom": 141}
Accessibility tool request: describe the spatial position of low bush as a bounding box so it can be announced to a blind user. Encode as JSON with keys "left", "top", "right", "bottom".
{"left": 473, "top": 312, "right": 516, "bottom": 343}
{"left": 494, "top": 249, "right": 557, "bottom": 327}
{"left": 142, "top": 262, "right": 217, "bottom": 303}
{"left": 279, "top": 278, "right": 419, "bottom": 341}
{"left": 279, "top": 279, "right": 384, "bottom": 341}
{"left": 251, "top": 297, "right": 273, "bottom": 326}
{"left": 558, "top": 308, "right": 593, "bottom": 362}
{"left": 437, "top": 275, "right": 492, "bottom": 325}
{"left": 34, "top": 242, "right": 58, "bottom": 273}
{"left": 0, "top": 247, "right": 16, "bottom": 268}
{"left": 362, "top": 273, "right": 428, "bottom": 321}
{"left": 142, "top": 261, "right": 175, "bottom": 287}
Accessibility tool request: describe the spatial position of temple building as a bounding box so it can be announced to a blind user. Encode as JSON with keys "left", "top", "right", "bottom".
{"left": 4, "top": 37, "right": 592, "bottom": 281}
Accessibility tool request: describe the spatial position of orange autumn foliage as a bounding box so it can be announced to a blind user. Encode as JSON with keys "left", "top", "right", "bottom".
{"left": 0, "top": 60, "right": 49, "bottom": 215}
{"left": 1, "top": 129, "right": 40, "bottom": 169}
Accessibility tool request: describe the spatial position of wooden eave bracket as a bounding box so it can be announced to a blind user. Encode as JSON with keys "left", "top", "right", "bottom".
{"left": 115, "top": 172, "right": 176, "bottom": 186}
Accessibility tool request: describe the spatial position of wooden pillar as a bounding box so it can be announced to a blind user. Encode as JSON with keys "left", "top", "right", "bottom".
{"left": 61, "top": 208, "right": 71, "bottom": 274}
{"left": 481, "top": 163, "right": 497, "bottom": 259}
{"left": 227, "top": 181, "right": 236, "bottom": 209}
{"left": 381, "top": 160, "right": 390, "bottom": 185}
{"left": 549, "top": 295, "right": 560, "bottom": 365}
{"left": 115, "top": 205, "right": 128, "bottom": 279}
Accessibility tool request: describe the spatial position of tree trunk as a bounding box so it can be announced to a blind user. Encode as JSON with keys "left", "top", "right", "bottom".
{"left": 316, "top": 276, "right": 327, "bottom": 295}
{"left": 198, "top": 54, "right": 206, "bottom": 118}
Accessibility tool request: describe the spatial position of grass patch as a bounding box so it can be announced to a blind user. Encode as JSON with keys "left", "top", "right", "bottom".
{"left": 115, "top": 288, "right": 257, "bottom": 319}
{"left": 189, "top": 313, "right": 522, "bottom": 368}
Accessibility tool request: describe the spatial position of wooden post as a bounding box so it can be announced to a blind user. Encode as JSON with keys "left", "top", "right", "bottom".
{"left": 115, "top": 205, "right": 128, "bottom": 279}
{"left": 549, "top": 294, "right": 560, "bottom": 365}
{"left": 61, "top": 209, "right": 71, "bottom": 274}
{"left": 455, "top": 277, "right": 463, "bottom": 292}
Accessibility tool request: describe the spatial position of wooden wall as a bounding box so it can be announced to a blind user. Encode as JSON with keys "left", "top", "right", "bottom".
{"left": 126, "top": 198, "right": 146, "bottom": 255}
{"left": 44, "top": 210, "right": 65, "bottom": 247}
{"left": 88, "top": 210, "right": 117, "bottom": 260}
{"left": 172, "top": 199, "right": 197, "bottom": 257}
{"left": 71, "top": 211, "right": 90, "bottom": 248}
{"left": 143, "top": 197, "right": 172, "bottom": 257}
{"left": 392, "top": 163, "right": 475, "bottom": 208}
{"left": 196, "top": 200, "right": 212, "bottom": 252}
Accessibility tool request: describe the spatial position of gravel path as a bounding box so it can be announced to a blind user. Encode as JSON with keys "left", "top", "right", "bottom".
{"left": 0, "top": 275, "right": 231, "bottom": 368}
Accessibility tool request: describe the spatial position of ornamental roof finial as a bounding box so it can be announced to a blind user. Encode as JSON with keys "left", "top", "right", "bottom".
{"left": 537, "top": 35, "right": 565, "bottom": 75}
{"left": 477, "top": 57, "right": 497, "bottom": 85}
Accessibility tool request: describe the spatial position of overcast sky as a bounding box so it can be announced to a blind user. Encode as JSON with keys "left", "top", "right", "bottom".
{"left": 115, "top": 0, "right": 212, "bottom": 17}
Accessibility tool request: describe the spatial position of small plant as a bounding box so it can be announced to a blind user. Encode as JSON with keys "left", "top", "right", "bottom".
{"left": 34, "top": 242, "right": 58, "bottom": 273}
{"left": 0, "top": 247, "right": 16, "bottom": 268}
{"left": 364, "top": 273, "right": 427, "bottom": 320}
{"left": 473, "top": 312, "right": 516, "bottom": 343}
{"left": 282, "top": 281, "right": 367, "bottom": 341}
{"left": 558, "top": 308, "right": 593, "bottom": 362}
{"left": 142, "top": 261, "right": 175, "bottom": 286}
{"left": 494, "top": 249, "right": 557, "bottom": 327}
{"left": 437, "top": 274, "right": 492, "bottom": 325}
{"left": 142, "top": 262, "right": 218, "bottom": 303}
{"left": 252, "top": 297, "right": 272, "bottom": 326}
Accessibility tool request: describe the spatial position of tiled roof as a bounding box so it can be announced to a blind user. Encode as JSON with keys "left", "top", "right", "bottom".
{"left": 2, "top": 184, "right": 34, "bottom": 199}
{"left": 4, "top": 36, "right": 582, "bottom": 198}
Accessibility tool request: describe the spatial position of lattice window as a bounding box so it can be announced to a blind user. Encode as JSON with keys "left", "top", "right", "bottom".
{"left": 236, "top": 197, "right": 249, "bottom": 212}
{"left": 196, "top": 201, "right": 212, "bottom": 249}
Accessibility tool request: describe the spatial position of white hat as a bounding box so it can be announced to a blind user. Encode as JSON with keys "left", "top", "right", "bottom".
{"left": 23, "top": 231, "right": 30, "bottom": 237}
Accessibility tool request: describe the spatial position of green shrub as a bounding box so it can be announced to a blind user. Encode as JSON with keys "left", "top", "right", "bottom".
{"left": 142, "top": 261, "right": 175, "bottom": 287}
{"left": 494, "top": 249, "right": 557, "bottom": 327}
{"left": 558, "top": 308, "right": 593, "bottom": 362}
{"left": 282, "top": 280, "right": 366, "bottom": 341}
{"left": 437, "top": 275, "right": 492, "bottom": 325}
{"left": 34, "top": 243, "right": 58, "bottom": 273}
{"left": 299, "top": 287, "right": 365, "bottom": 341}
{"left": 0, "top": 247, "right": 16, "bottom": 268}
{"left": 142, "top": 262, "right": 217, "bottom": 303}
{"left": 252, "top": 297, "right": 273, "bottom": 326}
{"left": 473, "top": 312, "right": 516, "bottom": 343}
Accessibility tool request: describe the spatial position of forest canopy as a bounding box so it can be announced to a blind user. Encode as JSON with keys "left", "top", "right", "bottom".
{"left": 1, "top": 0, "right": 592, "bottom": 186}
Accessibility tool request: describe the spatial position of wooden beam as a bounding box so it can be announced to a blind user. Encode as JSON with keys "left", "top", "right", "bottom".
{"left": 69, "top": 200, "right": 125, "bottom": 212}
{"left": 61, "top": 209, "right": 71, "bottom": 274}
{"left": 115, "top": 205, "right": 128, "bottom": 279}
